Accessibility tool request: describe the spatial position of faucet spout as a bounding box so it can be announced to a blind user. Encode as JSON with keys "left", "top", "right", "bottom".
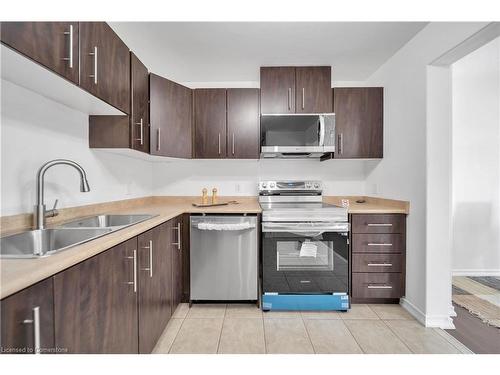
{"left": 35, "top": 159, "right": 91, "bottom": 230}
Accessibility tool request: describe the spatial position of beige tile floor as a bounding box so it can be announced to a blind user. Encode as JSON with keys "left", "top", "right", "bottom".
{"left": 153, "top": 303, "right": 471, "bottom": 354}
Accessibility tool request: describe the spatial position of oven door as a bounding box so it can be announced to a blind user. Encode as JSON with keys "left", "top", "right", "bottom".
{"left": 262, "top": 222, "right": 349, "bottom": 294}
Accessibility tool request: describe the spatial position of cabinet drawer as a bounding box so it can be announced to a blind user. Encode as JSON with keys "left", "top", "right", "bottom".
{"left": 352, "top": 233, "right": 404, "bottom": 253}
{"left": 352, "top": 214, "right": 405, "bottom": 234}
{"left": 352, "top": 254, "right": 402, "bottom": 273}
{"left": 352, "top": 273, "right": 403, "bottom": 299}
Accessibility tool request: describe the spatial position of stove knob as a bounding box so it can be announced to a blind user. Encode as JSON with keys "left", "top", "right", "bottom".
{"left": 314, "top": 183, "right": 320, "bottom": 189}
{"left": 262, "top": 182, "right": 267, "bottom": 188}
{"left": 305, "top": 183, "right": 312, "bottom": 189}
{"left": 269, "top": 182, "right": 275, "bottom": 188}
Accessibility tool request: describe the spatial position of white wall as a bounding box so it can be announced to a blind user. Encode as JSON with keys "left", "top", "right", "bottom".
{"left": 362, "top": 22, "right": 488, "bottom": 327}
{"left": 451, "top": 37, "right": 500, "bottom": 276}
{"left": 0, "top": 80, "right": 153, "bottom": 216}
{"left": 152, "top": 159, "right": 376, "bottom": 196}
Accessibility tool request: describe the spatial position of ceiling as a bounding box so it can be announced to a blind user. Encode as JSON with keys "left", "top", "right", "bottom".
{"left": 109, "top": 22, "right": 427, "bottom": 84}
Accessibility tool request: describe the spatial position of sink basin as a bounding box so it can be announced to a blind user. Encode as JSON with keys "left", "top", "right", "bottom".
{"left": 59, "top": 214, "right": 154, "bottom": 228}
{"left": 0, "top": 228, "right": 113, "bottom": 258}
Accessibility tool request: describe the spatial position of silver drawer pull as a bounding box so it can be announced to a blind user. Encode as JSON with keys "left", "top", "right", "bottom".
{"left": 22, "top": 306, "right": 41, "bottom": 354}
{"left": 367, "top": 223, "right": 393, "bottom": 227}
{"left": 367, "top": 243, "right": 393, "bottom": 246}
{"left": 367, "top": 285, "right": 393, "bottom": 289}
{"left": 367, "top": 263, "right": 393, "bottom": 267}
{"left": 299, "top": 280, "right": 311, "bottom": 284}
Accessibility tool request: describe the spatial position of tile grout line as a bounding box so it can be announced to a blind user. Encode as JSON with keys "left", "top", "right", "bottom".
{"left": 215, "top": 304, "right": 227, "bottom": 354}
{"left": 342, "top": 319, "right": 367, "bottom": 354}
{"left": 261, "top": 316, "right": 268, "bottom": 354}
{"left": 380, "top": 319, "right": 414, "bottom": 354}
{"left": 300, "top": 313, "right": 316, "bottom": 354}
{"left": 167, "top": 307, "right": 188, "bottom": 354}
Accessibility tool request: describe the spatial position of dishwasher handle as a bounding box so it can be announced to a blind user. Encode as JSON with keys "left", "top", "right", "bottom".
{"left": 194, "top": 221, "right": 256, "bottom": 231}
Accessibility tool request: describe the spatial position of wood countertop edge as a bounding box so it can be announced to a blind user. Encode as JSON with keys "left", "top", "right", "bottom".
{"left": 0, "top": 195, "right": 409, "bottom": 299}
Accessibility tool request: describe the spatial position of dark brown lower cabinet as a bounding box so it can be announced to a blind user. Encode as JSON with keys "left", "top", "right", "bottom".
{"left": 0, "top": 278, "right": 55, "bottom": 354}
{"left": 350, "top": 213, "right": 406, "bottom": 304}
{"left": 53, "top": 238, "right": 138, "bottom": 353}
{"left": 137, "top": 223, "right": 172, "bottom": 354}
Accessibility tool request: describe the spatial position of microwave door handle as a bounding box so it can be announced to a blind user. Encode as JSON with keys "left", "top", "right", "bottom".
{"left": 318, "top": 116, "right": 325, "bottom": 146}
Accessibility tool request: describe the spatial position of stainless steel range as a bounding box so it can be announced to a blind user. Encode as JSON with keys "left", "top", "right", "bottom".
{"left": 259, "top": 180, "right": 350, "bottom": 311}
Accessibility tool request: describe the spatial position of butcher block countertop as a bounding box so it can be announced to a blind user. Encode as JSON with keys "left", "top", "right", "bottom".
{"left": 0, "top": 195, "right": 408, "bottom": 299}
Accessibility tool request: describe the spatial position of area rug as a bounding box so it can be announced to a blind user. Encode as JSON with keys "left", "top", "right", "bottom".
{"left": 452, "top": 276, "right": 500, "bottom": 328}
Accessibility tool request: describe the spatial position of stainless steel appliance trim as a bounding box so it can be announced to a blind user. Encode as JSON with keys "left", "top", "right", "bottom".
{"left": 262, "top": 222, "right": 349, "bottom": 233}
{"left": 62, "top": 24, "right": 74, "bottom": 68}
{"left": 261, "top": 113, "right": 335, "bottom": 116}
{"left": 261, "top": 145, "right": 332, "bottom": 153}
{"left": 258, "top": 195, "right": 323, "bottom": 203}
{"left": 23, "top": 306, "right": 41, "bottom": 354}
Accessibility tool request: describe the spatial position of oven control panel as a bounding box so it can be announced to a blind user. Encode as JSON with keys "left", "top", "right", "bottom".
{"left": 259, "top": 180, "right": 322, "bottom": 192}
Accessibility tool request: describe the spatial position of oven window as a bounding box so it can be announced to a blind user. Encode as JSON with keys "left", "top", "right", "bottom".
{"left": 277, "top": 240, "right": 333, "bottom": 271}
{"left": 261, "top": 115, "right": 321, "bottom": 147}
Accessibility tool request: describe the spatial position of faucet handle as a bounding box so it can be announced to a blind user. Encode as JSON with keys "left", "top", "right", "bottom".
{"left": 45, "top": 199, "right": 59, "bottom": 218}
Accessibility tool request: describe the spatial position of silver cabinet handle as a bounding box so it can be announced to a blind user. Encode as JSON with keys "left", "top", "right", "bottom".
{"left": 141, "top": 240, "right": 153, "bottom": 277}
{"left": 157, "top": 128, "right": 161, "bottom": 151}
{"left": 125, "top": 249, "right": 138, "bottom": 293}
{"left": 367, "top": 243, "right": 393, "bottom": 246}
{"left": 338, "top": 133, "right": 343, "bottom": 154}
{"left": 232, "top": 133, "right": 235, "bottom": 155}
{"left": 62, "top": 24, "right": 74, "bottom": 68}
{"left": 218, "top": 133, "right": 221, "bottom": 155}
{"left": 302, "top": 87, "right": 305, "bottom": 109}
{"left": 367, "top": 223, "right": 393, "bottom": 227}
{"left": 89, "top": 46, "right": 98, "bottom": 84}
{"left": 135, "top": 118, "right": 144, "bottom": 145}
{"left": 22, "top": 306, "right": 41, "bottom": 354}
{"left": 367, "top": 263, "right": 393, "bottom": 267}
{"left": 277, "top": 251, "right": 280, "bottom": 271}
{"left": 287, "top": 88, "right": 291, "bottom": 110}
{"left": 367, "top": 285, "right": 393, "bottom": 289}
{"left": 172, "top": 224, "right": 181, "bottom": 250}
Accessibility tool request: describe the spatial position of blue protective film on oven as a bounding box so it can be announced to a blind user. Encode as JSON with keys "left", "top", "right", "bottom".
{"left": 262, "top": 293, "right": 349, "bottom": 311}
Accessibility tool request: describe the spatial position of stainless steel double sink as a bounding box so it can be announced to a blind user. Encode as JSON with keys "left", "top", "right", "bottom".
{"left": 0, "top": 214, "right": 155, "bottom": 258}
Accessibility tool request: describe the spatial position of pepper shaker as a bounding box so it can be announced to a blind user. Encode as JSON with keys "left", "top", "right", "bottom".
{"left": 212, "top": 188, "right": 218, "bottom": 204}
{"left": 202, "top": 188, "right": 208, "bottom": 205}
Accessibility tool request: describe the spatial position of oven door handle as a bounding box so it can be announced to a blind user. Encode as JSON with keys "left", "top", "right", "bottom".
{"left": 262, "top": 222, "right": 348, "bottom": 233}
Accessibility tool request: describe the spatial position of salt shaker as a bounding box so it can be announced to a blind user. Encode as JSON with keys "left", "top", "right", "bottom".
{"left": 202, "top": 188, "right": 208, "bottom": 205}
{"left": 212, "top": 188, "right": 218, "bottom": 204}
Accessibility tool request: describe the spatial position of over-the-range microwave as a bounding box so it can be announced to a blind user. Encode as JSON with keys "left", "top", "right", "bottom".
{"left": 260, "top": 113, "right": 335, "bottom": 159}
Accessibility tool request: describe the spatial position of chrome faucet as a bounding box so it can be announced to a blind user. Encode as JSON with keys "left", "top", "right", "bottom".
{"left": 34, "top": 159, "right": 90, "bottom": 230}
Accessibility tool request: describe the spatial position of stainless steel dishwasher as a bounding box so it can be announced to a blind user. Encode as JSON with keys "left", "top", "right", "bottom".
{"left": 190, "top": 215, "right": 258, "bottom": 301}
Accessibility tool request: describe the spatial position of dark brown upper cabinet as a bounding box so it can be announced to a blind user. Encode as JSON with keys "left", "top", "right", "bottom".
{"left": 260, "top": 67, "right": 296, "bottom": 114}
{"left": 137, "top": 223, "right": 172, "bottom": 354}
{"left": 150, "top": 74, "right": 192, "bottom": 158}
{"left": 194, "top": 89, "right": 227, "bottom": 158}
{"left": 0, "top": 22, "right": 80, "bottom": 85}
{"left": 333, "top": 87, "right": 383, "bottom": 159}
{"left": 227, "top": 88, "right": 260, "bottom": 159}
{"left": 295, "top": 67, "right": 332, "bottom": 113}
{"left": 79, "top": 22, "right": 130, "bottom": 114}
{"left": 53, "top": 238, "right": 138, "bottom": 353}
{"left": 260, "top": 66, "right": 331, "bottom": 114}
{"left": 130, "top": 52, "right": 150, "bottom": 153}
{"left": 0, "top": 278, "right": 55, "bottom": 354}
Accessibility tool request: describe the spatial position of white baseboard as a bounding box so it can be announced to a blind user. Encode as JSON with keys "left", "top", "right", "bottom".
{"left": 452, "top": 269, "right": 500, "bottom": 277}
{"left": 400, "top": 298, "right": 455, "bottom": 329}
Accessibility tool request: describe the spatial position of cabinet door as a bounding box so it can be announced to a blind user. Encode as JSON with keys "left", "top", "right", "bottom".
{"left": 227, "top": 88, "right": 260, "bottom": 159}
{"left": 171, "top": 217, "right": 183, "bottom": 312}
{"left": 130, "top": 52, "right": 149, "bottom": 153}
{"left": 150, "top": 74, "right": 192, "bottom": 157}
{"left": 138, "top": 224, "right": 172, "bottom": 353}
{"left": 53, "top": 238, "right": 138, "bottom": 353}
{"left": 0, "top": 22, "right": 79, "bottom": 84}
{"left": 79, "top": 22, "right": 130, "bottom": 114}
{"left": 194, "top": 89, "right": 227, "bottom": 158}
{"left": 333, "top": 87, "right": 383, "bottom": 159}
{"left": 260, "top": 67, "right": 295, "bottom": 114}
{"left": 0, "top": 278, "right": 54, "bottom": 354}
{"left": 295, "top": 67, "right": 332, "bottom": 113}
